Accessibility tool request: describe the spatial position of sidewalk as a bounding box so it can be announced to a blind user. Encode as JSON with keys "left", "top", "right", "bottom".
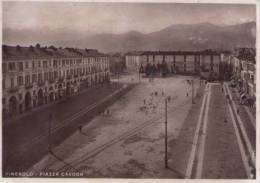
{"left": 227, "top": 85, "right": 256, "bottom": 148}
{"left": 202, "top": 84, "right": 246, "bottom": 178}
{"left": 168, "top": 83, "right": 247, "bottom": 178}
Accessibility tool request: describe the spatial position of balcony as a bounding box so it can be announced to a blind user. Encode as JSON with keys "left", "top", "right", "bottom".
{"left": 38, "top": 81, "right": 45, "bottom": 87}
{"left": 25, "top": 83, "right": 33, "bottom": 89}
{"left": 9, "top": 86, "right": 19, "bottom": 93}
{"left": 49, "top": 79, "right": 55, "bottom": 84}
{"left": 58, "top": 77, "right": 65, "bottom": 83}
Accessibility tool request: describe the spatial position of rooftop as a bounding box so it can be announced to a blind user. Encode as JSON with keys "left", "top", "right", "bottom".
{"left": 2, "top": 45, "right": 106, "bottom": 61}
{"left": 125, "top": 49, "right": 221, "bottom": 56}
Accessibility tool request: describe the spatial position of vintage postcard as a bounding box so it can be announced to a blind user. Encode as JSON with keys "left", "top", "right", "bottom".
{"left": 1, "top": 0, "right": 257, "bottom": 180}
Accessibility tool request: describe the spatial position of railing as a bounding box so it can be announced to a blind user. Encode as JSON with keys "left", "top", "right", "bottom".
{"left": 38, "top": 81, "right": 45, "bottom": 87}
{"left": 9, "top": 86, "right": 19, "bottom": 93}
{"left": 25, "top": 83, "right": 33, "bottom": 89}
{"left": 58, "top": 77, "right": 64, "bottom": 82}
{"left": 49, "top": 79, "right": 55, "bottom": 84}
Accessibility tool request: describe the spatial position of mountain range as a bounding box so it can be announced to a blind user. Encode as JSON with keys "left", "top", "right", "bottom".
{"left": 3, "top": 21, "right": 256, "bottom": 53}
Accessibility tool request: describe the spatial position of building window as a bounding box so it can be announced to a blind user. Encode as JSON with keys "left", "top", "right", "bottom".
{"left": 32, "top": 74, "right": 37, "bottom": 83}
{"left": 2, "top": 98, "right": 6, "bottom": 105}
{"left": 3, "top": 63, "right": 7, "bottom": 73}
{"left": 54, "top": 71, "right": 58, "bottom": 79}
{"left": 18, "top": 76, "right": 24, "bottom": 86}
{"left": 49, "top": 72, "right": 53, "bottom": 81}
{"left": 53, "top": 60, "right": 57, "bottom": 68}
{"left": 11, "top": 77, "right": 14, "bottom": 88}
{"left": 18, "top": 62, "right": 23, "bottom": 71}
{"left": 38, "top": 61, "right": 41, "bottom": 68}
{"left": 32, "top": 61, "right": 35, "bottom": 69}
{"left": 43, "top": 61, "right": 48, "bottom": 68}
{"left": 9, "top": 62, "right": 16, "bottom": 70}
{"left": 62, "top": 60, "right": 66, "bottom": 66}
{"left": 44, "top": 72, "right": 48, "bottom": 81}
{"left": 19, "top": 93, "right": 22, "bottom": 100}
{"left": 3, "top": 79, "right": 5, "bottom": 89}
{"left": 38, "top": 73, "right": 43, "bottom": 82}
{"left": 25, "top": 62, "right": 29, "bottom": 69}
{"left": 25, "top": 75, "right": 30, "bottom": 85}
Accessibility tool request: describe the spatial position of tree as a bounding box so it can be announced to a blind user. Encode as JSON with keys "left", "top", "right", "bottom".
{"left": 36, "top": 43, "right": 41, "bottom": 49}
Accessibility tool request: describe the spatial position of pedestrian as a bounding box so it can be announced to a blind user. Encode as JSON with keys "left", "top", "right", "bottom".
{"left": 224, "top": 117, "right": 227, "bottom": 123}
{"left": 144, "top": 99, "right": 146, "bottom": 105}
{"left": 237, "top": 108, "right": 239, "bottom": 115}
{"left": 186, "top": 92, "right": 189, "bottom": 97}
{"left": 78, "top": 125, "right": 83, "bottom": 133}
{"left": 226, "top": 94, "right": 230, "bottom": 101}
{"left": 162, "top": 91, "right": 164, "bottom": 96}
{"left": 222, "top": 87, "right": 224, "bottom": 93}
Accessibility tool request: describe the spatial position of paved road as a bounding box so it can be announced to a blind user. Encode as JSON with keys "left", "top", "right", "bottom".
{"left": 29, "top": 76, "right": 201, "bottom": 178}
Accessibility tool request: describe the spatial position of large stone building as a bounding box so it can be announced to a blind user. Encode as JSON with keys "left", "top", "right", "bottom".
{"left": 2, "top": 45, "right": 110, "bottom": 119}
{"left": 125, "top": 50, "right": 221, "bottom": 78}
{"left": 224, "top": 48, "right": 256, "bottom": 98}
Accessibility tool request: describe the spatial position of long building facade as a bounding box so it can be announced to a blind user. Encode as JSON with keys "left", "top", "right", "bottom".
{"left": 2, "top": 45, "right": 110, "bottom": 119}
{"left": 125, "top": 50, "right": 221, "bottom": 78}
{"left": 222, "top": 48, "right": 256, "bottom": 99}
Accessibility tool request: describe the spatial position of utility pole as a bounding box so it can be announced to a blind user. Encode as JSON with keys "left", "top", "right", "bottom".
{"left": 139, "top": 69, "right": 141, "bottom": 83}
{"left": 117, "top": 71, "right": 119, "bottom": 84}
{"left": 192, "top": 80, "right": 194, "bottom": 104}
{"left": 165, "top": 98, "right": 168, "bottom": 168}
{"left": 48, "top": 114, "right": 52, "bottom": 153}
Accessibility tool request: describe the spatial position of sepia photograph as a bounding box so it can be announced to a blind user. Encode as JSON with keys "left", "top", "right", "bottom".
{"left": 1, "top": 0, "right": 257, "bottom": 179}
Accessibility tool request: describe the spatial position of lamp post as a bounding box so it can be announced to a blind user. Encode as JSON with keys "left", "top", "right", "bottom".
{"left": 187, "top": 79, "right": 195, "bottom": 104}
{"left": 165, "top": 98, "right": 168, "bottom": 168}
{"left": 48, "top": 114, "right": 52, "bottom": 153}
{"left": 191, "top": 80, "right": 194, "bottom": 104}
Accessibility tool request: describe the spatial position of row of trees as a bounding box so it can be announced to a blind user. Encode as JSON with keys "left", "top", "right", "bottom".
{"left": 139, "top": 61, "right": 170, "bottom": 77}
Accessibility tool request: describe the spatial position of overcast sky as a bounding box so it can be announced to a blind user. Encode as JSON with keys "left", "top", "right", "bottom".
{"left": 3, "top": 2, "right": 256, "bottom": 34}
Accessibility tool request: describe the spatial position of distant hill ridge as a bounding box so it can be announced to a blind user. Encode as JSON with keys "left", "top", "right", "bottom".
{"left": 3, "top": 21, "right": 256, "bottom": 53}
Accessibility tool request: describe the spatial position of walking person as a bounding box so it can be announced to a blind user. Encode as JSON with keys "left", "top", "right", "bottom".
{"left": 78, "top": 125, "right": 83, "bottom": 133}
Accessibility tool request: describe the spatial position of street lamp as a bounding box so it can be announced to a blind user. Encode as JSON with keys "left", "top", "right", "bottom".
{"left": 165, "top": 98, "right": 168, "bottom": 168}
{"left": 187, "top": 79, "right": 195, "bottom": 104}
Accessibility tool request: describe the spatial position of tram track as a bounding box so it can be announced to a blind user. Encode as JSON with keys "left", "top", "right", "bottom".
{"left": 52, "top": 98, "right": 193, "bottom": 173}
